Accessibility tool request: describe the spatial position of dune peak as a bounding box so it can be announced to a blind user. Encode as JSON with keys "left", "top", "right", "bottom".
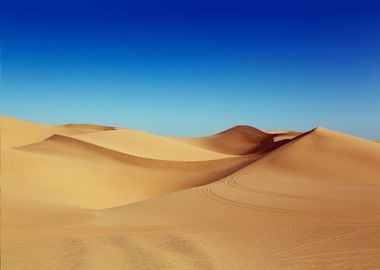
{"left": 216, "top": 124, "right": 266, "bottom": 136}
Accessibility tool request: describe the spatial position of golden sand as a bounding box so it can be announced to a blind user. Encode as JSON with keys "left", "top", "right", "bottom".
{"left": 1, "top": 116, "right": 380, "bottom": 269}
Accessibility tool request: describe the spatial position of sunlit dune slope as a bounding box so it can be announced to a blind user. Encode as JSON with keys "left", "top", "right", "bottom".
{"left": 70, "top": 128, "right": 236, "bottom": 161}
{"left": 4, "top": 133, "right": 258, "bottom": 209}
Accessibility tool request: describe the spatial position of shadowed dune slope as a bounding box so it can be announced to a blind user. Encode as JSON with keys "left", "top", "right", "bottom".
{"left": 175, "top": 125, "right": 300, "bottom": 155}
{"left": 62, "top": 123, "right": 116, "bottom": 131}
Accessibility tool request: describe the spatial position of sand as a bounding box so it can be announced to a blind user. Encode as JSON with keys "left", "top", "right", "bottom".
{"left": 1, "top": 115, "right": 380, "bottom": 269}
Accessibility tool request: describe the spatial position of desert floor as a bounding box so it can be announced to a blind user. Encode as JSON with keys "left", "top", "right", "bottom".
{"left": 1, "top": 116, "right": 380, "bottom": 269}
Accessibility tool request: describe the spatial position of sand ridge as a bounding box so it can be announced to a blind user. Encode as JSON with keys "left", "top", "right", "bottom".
{"left": 67, "top": 128, "right": 238, "bottom": 161}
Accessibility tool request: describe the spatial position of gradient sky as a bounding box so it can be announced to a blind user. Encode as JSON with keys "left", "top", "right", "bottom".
{"left": 1, "top": 0, "right": 379, "bottom": 138}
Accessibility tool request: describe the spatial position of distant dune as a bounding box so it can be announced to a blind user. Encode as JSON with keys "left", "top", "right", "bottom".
{"left": 176, "top": 125, "right": 299, "bottom": 155}
{"left": 1, "top": 116, "right": 380, "bottom": 269}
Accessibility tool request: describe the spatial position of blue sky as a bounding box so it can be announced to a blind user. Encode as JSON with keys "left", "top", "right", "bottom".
{"left": 1, "top": 0, "right": 379, "bottom": 138}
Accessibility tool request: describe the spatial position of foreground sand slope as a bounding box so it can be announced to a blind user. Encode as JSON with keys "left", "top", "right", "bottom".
{"left": 2, "top": 116, "right": 380, "bottom": 269}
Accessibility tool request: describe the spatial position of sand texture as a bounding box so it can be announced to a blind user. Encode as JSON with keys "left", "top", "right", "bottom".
{"left": 1, "top": 116, "right": 380, "bottom": 269}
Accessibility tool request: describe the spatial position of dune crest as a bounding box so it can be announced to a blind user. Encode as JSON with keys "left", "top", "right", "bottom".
{"left": 62, "top": 123, "right": 116, "bottom": 131}
{"left": 0, "top": 115, "right": 115, "bottom": 148}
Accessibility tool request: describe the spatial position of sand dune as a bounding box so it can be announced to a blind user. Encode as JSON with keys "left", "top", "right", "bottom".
{"left": 176, "top": 125, "right": 295, "bottom": 155}
{"left": 1, "top": 116, "right": 380, "bottom": 269}
{"left": 0, "top": 116, "right": 115, "bottom": 148}
{"left": 6, "top": 134, "right": 256, "bottom": 209}
{"left": 62, "top": 123, "right": 116, "bottom": 131}
{"left": 69, "top": 128, "right": 236, "bottom": 161}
